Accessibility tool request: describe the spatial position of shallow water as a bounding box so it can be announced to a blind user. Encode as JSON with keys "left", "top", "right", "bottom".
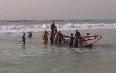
{"left": 0, "top": 29, "right": 116, "bottom": 73}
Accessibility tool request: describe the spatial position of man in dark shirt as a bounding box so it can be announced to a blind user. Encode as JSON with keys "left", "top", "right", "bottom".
{"left": 22, "top": 33, "right": 26, "bottom": 45}
{"left": 51, "top": 22, "right": 55, "bottom": 32}
{"left": 58, "top": 31, "right": 63, "bottom": 45}
{"left": 50, "top": 31, "right": 54, "bottom": 44}
{"left": 75, "top": 30, "right": 81, "bottom": 47}
{"left": 69, "top": 33, "right": 74, "bottom": 47}
{"left": 75, "top": 30, "right": 81, "bottom": 39}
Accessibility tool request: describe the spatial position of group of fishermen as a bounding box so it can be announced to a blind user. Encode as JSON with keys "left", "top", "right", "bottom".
{"left": 69, "top": 30, "right": 81, "bottom": 47}
{"left": 42, "top": 22, "right": 63, "bottom": 45}
{"left": 22, "top": 22, "right": 92, "bottom": 47}
{"left": 42, "top": 22, "right": 82, "bottom": 47}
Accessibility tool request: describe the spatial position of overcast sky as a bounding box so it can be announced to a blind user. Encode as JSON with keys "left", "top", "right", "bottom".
{"left": 0, "top": 0, "right": 116, "bottom": 20}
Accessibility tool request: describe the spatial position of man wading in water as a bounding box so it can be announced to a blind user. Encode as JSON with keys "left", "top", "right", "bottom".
{"left": 22, "top": 33, "right": 26, "bottom": 45}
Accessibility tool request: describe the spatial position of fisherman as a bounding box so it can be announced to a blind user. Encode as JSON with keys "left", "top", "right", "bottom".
{"left": 28, "top": 31, "right": 32, "bottom": 38}
{"left": 75, "top": 30, "right": 81, "bottom": 39}
{"left": 42, "top": 30, "right": 49, "bottom": 44}
{"left": 69, "top": 33, "right": 74, "bottom": 47}
{"left": 75, "top": 30, "right": 81, "bottom": 47}
{"left": 50, "top": 31, "right": 54, "bottom": 44}
{"left": 54, "top": 26, "right": 57, "bottom": 35}
{"left": 22, "top": 33, "right": 26, "bottom": 45}
{"left": 54, "top": 32, "right": 58, "bottom": 44}
{"left": 73, "top": 34, "right": 78, "bottom": 47}
{"left": 51, "top": 22, "right": 55, "bottom": 32}
{"left": 58, "top": 31, "right": 63, "bottom": 45}
{"left": 54, "top": 26, "right": 58, "bottom": 44}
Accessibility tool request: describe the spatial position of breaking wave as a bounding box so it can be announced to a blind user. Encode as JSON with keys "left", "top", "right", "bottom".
{"left": 0, "top": 23, "right": 116, "bottom": 33}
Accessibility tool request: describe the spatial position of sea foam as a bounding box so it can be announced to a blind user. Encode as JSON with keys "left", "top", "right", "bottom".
{"left": 0, "top": 23, "right": 116, "bottom": 33}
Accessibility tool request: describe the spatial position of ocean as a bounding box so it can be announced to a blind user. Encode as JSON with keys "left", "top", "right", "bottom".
{"left": 0, "top": 20, "right": 116, "bottom": 73}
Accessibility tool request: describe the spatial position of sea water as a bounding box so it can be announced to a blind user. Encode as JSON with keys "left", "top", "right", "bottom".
{"left": 0, "top": 20, "right": 116, "bottom": 73}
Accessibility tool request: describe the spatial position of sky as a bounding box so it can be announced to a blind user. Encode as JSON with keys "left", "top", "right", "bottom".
{"left": 0, "top": 0, "right": 116, "bottom": 20}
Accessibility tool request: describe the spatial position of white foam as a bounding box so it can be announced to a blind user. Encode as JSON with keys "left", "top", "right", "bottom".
{"left": 0, "top": 23, "right": 116, "bottom": 33}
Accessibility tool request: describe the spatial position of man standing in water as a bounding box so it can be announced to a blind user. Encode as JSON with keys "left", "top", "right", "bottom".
{"left": 58, "top": 31, "right": 63, "bottom": 45}
{"left": 22, "top": 33, "right": 26, "bottom": 45}
{"left": 73, "top": 34, "right": 78, "bottom": 47}
{"left": 51, "top": 22, "right": 55, "bottom": 32}
{"left": 42, "top": 30, "right": 49, "bottom": 44}
{"left": 50, "top": 31, "right": 54, "bottom": 44}
{"left": 69, "top": 33, "right": 74, "bottom": 47}
{"left": 75, "top": 30, "right": 81, "bottom": 47}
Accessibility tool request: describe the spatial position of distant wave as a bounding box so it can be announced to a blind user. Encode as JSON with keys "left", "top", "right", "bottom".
{"left": 0, "top": 23, "right": 116, "bottom": 33}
